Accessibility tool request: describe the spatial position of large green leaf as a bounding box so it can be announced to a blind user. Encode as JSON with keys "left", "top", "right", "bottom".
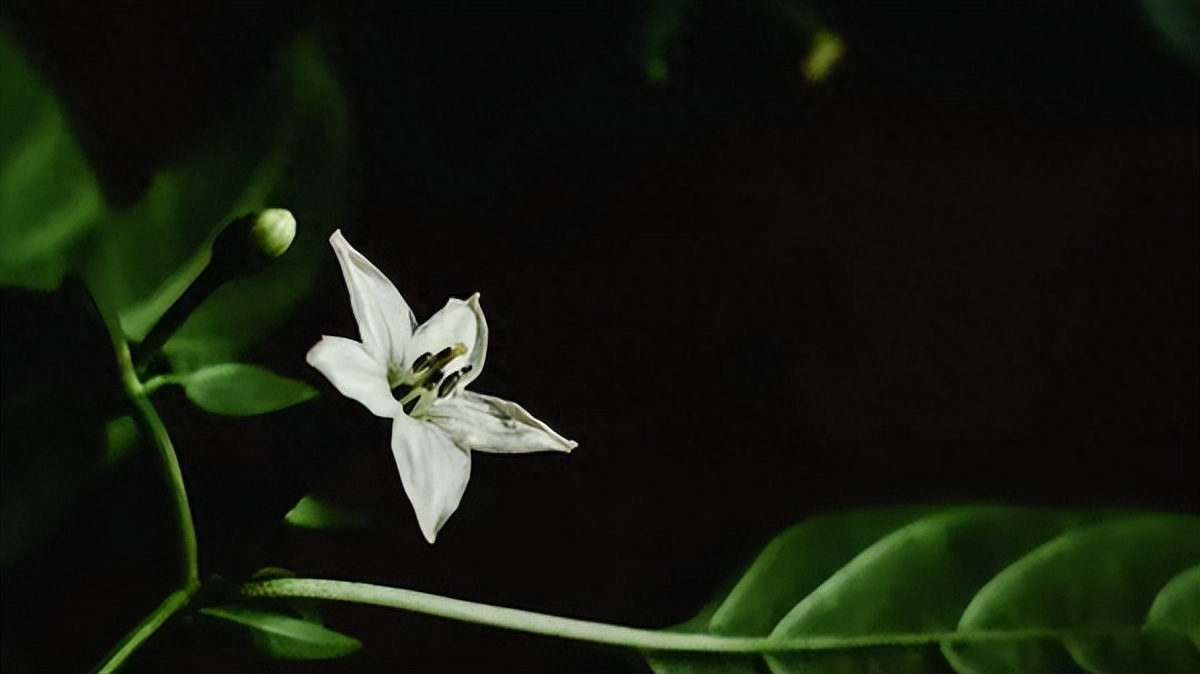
{"left": 199, "top": 605, "right": 362, "bottom": 660}
{"left": 0, "top": 28, "right": 104, "bottom": 290}
{"left": 646, "top": 506, "right": 1200, "bottom": 674}
{"left": 170, "top": 363, "right": 316, "bottom": 416}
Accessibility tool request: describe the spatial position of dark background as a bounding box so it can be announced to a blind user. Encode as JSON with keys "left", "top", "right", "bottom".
{"left": 1, "top": 1, "right": 1197, "bottom": 671}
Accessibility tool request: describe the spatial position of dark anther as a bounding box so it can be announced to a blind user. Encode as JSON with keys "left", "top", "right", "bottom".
{"left": 393, "top": 382, "right": 414, "bottom": 398}
{"left": 438, "top": 371, "right": 462, "bottom": 398}
{"left": 422, "top": 370, "right": 444, "bottom": 390}
{"left": 411, "top": 352, "right": 434, "bottom": 372}
{"left": 402, "top": 397, "right": 420, "bottom": 415}
{"left": 459, "top": 365, "right": 473, "bottom": 375}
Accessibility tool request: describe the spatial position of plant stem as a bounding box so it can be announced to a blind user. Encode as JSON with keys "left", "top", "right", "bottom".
{"left": 92, "top": 589, "right": 191, "bottom": 674}
{"left": 113, "top": 338, "right": 200, "bottom": 588}
{"left": 241, "top": 578, "right": 1146, "bottom": 654}
{"left": 92, "top": 313, "right": 202, "bottom": 673}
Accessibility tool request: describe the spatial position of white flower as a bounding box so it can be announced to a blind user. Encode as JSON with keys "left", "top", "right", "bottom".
{"left": 306, "top": 230, "right": 577, "bottom": 543}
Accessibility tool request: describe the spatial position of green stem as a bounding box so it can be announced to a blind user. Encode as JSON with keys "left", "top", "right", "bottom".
{"left": 241, "top": 578, "right": 1145, "bottom": 654}
{"left": 91, "top": 310, "right": 201, "bottom": 673}
{"left": 91, "top": 589, "right": 191, "bottom": 674}
{"left": 113, "top": 338, "right": 200, "bottom": 587}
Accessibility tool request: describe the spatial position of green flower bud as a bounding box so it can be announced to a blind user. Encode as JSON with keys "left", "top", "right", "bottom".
{"left": 210, "top": 208, "right": 297, "bottom": 279}
{"left": 252, "top": 208, "right": 297, "bottom": 260}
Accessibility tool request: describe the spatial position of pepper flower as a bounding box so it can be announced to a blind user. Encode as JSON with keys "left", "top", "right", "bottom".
{"left": 307, "top": 231, "right": 576, "bottom": 542}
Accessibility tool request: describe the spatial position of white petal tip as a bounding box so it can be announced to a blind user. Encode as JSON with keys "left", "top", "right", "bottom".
{"left": 561, "top": 440, "right": 579, "bottom": 452}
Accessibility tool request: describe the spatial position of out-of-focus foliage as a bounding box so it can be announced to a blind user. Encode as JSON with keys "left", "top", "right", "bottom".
{"left": 82, "top": 33, "right": 348, "bottom": 376}
{"left": 0, "top": 28, "right": 104, "bottom": 290}
{"left": 0, "top": 28, "right": 347, "bottom": 566}
{"left": 1140, "top": 0, "right": 1200, "bottom": 68}
{"left": 647, "top": 506, "right": 1200, "bottom": 674}
{"left": 639, "top": 0, "right": 845, "bottom": 85}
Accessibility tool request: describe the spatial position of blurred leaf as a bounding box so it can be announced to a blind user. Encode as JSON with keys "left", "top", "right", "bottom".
{"left": 1140, "top": 0, "right": 1200, "bottom": 69}
{"left": 1146, "top": 566, "right": 1200, "bottom": 657}
{"left": 199, "top": 605, "right": 362, "bottom": 660}
{"left": 284, "top": 494, "right": 371, "bottom": 531}
{"left": 642, "top": 0, "right": 691, "bottom": 83}
{"left": 102, "top": 414, "right": 139, "bottom": 467}
{"left": 165, "top": 33, "right": 348, "bottom": 372}
{"left": 82, "top": 31, "right": 347, "bottom": 367}
{"left": 802, "top": 30, "right": 844, "bottom": 84}
{"left": 173, "top": 363, "right": 316, "bottom": 416}
{"left": 645, "top": 506, "right": 1200, "bottom": 674}
{"left": 0, "top": 28, "right": 104, "bottom": 290}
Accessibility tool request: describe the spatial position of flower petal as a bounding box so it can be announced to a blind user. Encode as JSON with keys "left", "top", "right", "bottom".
{"left": 407, "top": 293, "right": 487, "bottom": 385}
{"left": 390, "top": 414, "right": 472, "bottom": 543}
{"left": 330, "top": 230, "right": 414, "bottom": 366}
{"left": 427, "top": 391, "right": 577, "bottom": 454}
{"left": 306, "top": 336, "right": 401, "bottom": 418}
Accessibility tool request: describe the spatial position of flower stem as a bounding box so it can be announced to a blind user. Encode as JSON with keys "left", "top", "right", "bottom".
{"left": 113, "top": 337, "right": 200, "bottom": 588}
{"left": 241, "top": 578, "right": 1146, "bottom": 654}
{"left": 240, "top": 578, "right": 751, "bottom": 651}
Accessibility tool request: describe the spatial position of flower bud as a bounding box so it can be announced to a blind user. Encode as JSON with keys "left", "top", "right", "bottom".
{"left": 252, "top": 208, "right": 297, "bottom": 260}
{"left": 210, "top": 208, "right": 297, "bottom": 278}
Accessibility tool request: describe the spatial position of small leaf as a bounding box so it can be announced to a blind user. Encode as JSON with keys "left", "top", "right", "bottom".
{"left": 176, "top": 363, "right": 316, "bottom": 416}
{"left": 285, "top": 494, "right": 371, "bottom": 531}
{"left": 199, "top": 605, "right": 362, "bottom": 660}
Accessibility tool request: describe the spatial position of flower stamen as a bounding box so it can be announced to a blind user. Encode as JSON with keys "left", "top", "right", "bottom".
{"left": 391, "top": 342, "right": 470, "bottom": 416}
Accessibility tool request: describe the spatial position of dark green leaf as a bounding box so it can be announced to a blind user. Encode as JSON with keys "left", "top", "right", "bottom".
{"left": 175, "top": 363, "right": 316, "bottom": 416}
{"left": 199, "top": 605, "right": 362, "bottom": 660}
{"left": 645, "top": 506, "right": 1200, "bottom": 674}
{"left": 0, "top": 29, "right": 104, "bottom": 290}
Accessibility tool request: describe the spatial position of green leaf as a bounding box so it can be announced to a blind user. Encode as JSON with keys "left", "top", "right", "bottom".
{"left": 199, "top": 605, "right": 362, "bottom": 660}
{"left": 284, "top": 494, "right": 372, "bottom": 531}
{"left": 645, "top": 506, "right": 1200, "bottom": 674}
{"left": 0, "top": 28, "right": 104, "bottom": 290}
{"left": 174, "top": 363, "right": 316, "bottom": 416}
{"left": 946, "top": 514, "right": 1200, "bottom": 674}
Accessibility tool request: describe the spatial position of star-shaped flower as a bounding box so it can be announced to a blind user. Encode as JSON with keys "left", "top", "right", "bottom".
{"left": 306, "top": 230, "right": 576, "bottom": 542}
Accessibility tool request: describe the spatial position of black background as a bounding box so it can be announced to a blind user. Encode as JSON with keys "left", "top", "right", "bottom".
{"left": 1, "top": 1, "right": 1197, "bottom": 671}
